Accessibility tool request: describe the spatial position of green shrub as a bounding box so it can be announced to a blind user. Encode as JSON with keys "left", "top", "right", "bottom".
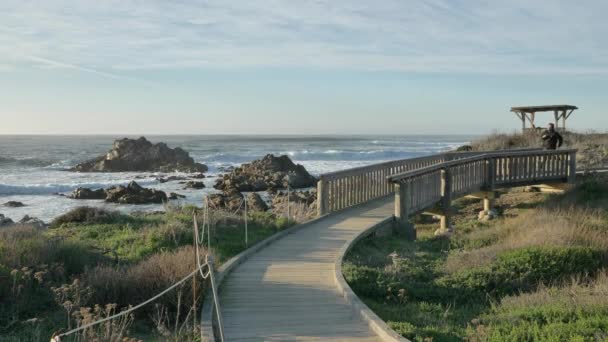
{"left": 443, "top": 246, "right": 603, "bottom": 297}
{"left": 470, "top": 307, "right": 608, "bottom": 341}
{"left": 342, "top": 263, "right": 386, "bottom": 299}
{"left": 0, "top": 225, "right": 103, "bottom": 273}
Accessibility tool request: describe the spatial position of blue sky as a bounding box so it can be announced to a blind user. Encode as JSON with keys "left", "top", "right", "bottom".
{"left": 1, "top": 0, "right": 607, "bottom": 134}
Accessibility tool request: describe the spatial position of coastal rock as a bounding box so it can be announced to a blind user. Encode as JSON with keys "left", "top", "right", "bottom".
{"left": 105, "top": 181, "right": 167, "bottom": 204}
{"left": 169, "top": 192, "right": 186, "bottom": 200}
{"left": 68, "top": 187, "right": 106, "bottom": 200}
{"left": 190, "top": 173, "right": 206, "bottom": 179}
{"left": 19, "top": 215, "right": 47, "bottom": 229}
{"left": 0, "top": 214, "right": 14, "bottom": 227}
{"left": 214, "top": 154, "right": 316, "bottom": 192}
{"left": 246, "top": 193, "right": 269, "bottom": 212}
{"left": 207, "top": 187, "right": 244, "bottom": 212}
{"left": 183, "top": 181, "right": 205, "bottom": 190}
{"left": 71, "top": 137, "right": 208, "bottom": 173}
{"left": 3, "top": 201, "right": 25, "bottom": 207}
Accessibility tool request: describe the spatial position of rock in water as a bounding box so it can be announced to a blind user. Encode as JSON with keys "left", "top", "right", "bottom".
{"left": 169, "top": 192, "right": 186, "bottom": 200}
{"left": 246, "top": 193, "right": 269, "bottom": 212}
{"left": 105, "top": 181, "right": 167, "bottom": 204}
{"left": 68, "top": 187, "right": 106, "bottom": 200}
{"left": 183, "top": 181, "right": 205, "bottom": 189}
{"left": 214, "top": 154, "right": 316, "bottom": 192}
{"left": 3, "top": 201, "right": 25, "bottom": 207}
{"left": 71, "top": 137, "right": 208, "bottom": 173}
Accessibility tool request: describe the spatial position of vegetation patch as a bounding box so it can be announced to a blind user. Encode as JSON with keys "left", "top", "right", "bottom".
{"left": 344, "top": 174, "right": 608, "bottom": 341}
{"left": 0, "top": 204, "right": 295, "bottom": 341}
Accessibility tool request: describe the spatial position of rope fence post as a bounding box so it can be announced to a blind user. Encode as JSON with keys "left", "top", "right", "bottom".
{"left": 207, "top": 254, "right": 225, "bottom": 342}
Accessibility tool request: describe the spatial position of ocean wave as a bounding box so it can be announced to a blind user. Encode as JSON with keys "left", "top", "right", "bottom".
{"left": 0, "top": 156, "right": 57, "bottom": 168}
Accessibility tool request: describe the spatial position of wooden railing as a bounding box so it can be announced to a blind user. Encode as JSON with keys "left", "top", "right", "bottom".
{"left": 388, "top": 149, "right": 577, "bottom": 217}
{"left": 316, "top": 149, "right": 576, "bottom": 217}
{"left": 315, "top": 151, "right": 496, "bottom": 216}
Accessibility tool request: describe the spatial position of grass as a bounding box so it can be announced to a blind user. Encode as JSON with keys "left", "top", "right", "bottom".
{"left": 344, "top": 173, "right": 608, "bottom": 341}
{"left": 0, "top": 203, "right": 295, "bottom": 341}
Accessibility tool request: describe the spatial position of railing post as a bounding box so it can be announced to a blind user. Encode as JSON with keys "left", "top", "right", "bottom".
{"left": 486, "top": 157, "right": 495, "bottom": 190}
{"left": 568, "top": 151, "right": 577, "bottom": 183}
{"left": 317, "top": 177, "right": 329, "bottom": 216}
{"left": 436, "top": 168, "right": 453, "bottom": 236}
{"left": 394, "top": 181, "right": 415, "bottom": 240}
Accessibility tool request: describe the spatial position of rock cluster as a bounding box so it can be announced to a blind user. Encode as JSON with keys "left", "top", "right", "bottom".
{"left": 68, "top": 181, "right": 168, "bottom": 204}
{"left": 214, "top": 154, "right": 316, "bottom": 192}
{"left": 105, "top": 181, "right": 167, "bottom": 204}
{"left": 207, "top": 188, "right": 244, "bottom": 212}
{"left": 71, "top": 137, "right": 208, "bottom": 173}
{"left": 69, "top": 187, "right": 106, "bottom": 200}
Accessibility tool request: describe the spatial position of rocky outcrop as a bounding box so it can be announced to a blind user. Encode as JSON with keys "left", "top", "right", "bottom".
{"left": 214, "top": 154, "right": 316, "bottom": 192}
{"left": 105, "top": 181, "right": 167, "bottom": 204}
{"left": 182, "top": 181, "right": 205, "bottom": 190}
{"left": 71, "top": 137, "right": 207, "bottom": 173}
{"left": 246, "top": 193, "right": 269, "bottom": 212}
{"left": 0, "top": 214, "right": 14, "bottom": 227}
{"left": 207, "top": 188, "right": 244, "bottom": 212}
{"left": 68, "top": 187, "right": 106, "bottom": 200}
{"left": 3, "top": 201, "right": 25, "bottom": 207}
{"left": 67, "top": 182, "right": 168, "bottom": 204}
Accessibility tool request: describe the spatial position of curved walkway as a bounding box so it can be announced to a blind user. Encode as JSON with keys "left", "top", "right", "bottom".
{"left": 220, "top": 198, "right": 394, "bottom": 341}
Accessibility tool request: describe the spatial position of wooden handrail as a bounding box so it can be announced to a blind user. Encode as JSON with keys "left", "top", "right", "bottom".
{"left": 388, "top": 149, "right": 577, "bottom": 184}
{"left": 317, "top": 148, "right": 577, "bottom": 217}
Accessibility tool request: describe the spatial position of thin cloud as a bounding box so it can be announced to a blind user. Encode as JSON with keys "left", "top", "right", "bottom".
{"left": 0, "top": 0, "right": 606, "bottom": 75}
{"left": 26, "top": 56, "right": 157, "bottom": 85}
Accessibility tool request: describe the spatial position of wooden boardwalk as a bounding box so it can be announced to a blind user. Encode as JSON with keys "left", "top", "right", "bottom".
{"left": 220, "top": 199, "right": 394, "bottom": 341}
{"left": 214, "top": 148, "right": 578, "bottom": 341}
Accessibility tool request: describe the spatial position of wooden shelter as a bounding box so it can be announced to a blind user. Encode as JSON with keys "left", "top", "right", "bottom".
{"left": 511, "top": 105, "right": 578, "bottom": 132}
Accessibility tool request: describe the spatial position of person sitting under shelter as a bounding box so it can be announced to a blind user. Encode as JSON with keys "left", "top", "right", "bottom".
{"left": 541, "top": 123, "right": 563, "bottom": 150}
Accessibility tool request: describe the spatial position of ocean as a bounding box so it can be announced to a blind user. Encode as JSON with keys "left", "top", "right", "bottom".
{"left": 0, "top": 135, "right": 472, "bottom": 222}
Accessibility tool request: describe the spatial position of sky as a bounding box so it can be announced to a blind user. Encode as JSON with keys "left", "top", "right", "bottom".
{"left": 1, "top": 0, "right": 607, "bottom": 135}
